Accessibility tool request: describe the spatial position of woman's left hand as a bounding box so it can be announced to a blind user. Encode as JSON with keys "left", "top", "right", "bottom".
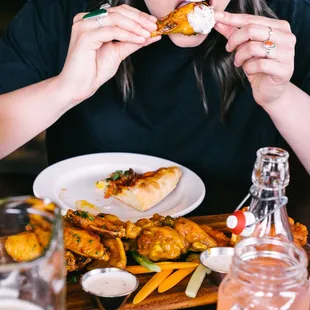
{"left": 214, "top": 12, "right": 296, "bottom": 107}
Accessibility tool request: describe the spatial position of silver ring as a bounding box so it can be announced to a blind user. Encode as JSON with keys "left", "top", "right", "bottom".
{"left": 267, "top": 26, "right": 273, "bottom": 41}
{"left": 100, "top": 3, "right": 111, "bottom": 10}
{"left": 263, "top": 40, "right": 276, "bottom": 58}
{"left": 96, "top": 17, "right": 104, "bottom": 28}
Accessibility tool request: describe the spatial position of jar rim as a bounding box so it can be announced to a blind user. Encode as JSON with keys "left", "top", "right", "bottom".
{"left": 232, "top": 237, "right": 308, "bottom": 289}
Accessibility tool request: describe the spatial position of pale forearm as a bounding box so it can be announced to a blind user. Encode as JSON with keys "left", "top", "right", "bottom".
{"left": 0, "top": 77, "right": 76, "bottom": 159}
{"left": 264, "top": 82, "right": 310, "bottom": 174}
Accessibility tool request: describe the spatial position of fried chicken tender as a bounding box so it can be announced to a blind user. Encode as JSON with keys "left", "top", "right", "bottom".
{"left": 137, "top": 226, "right": 186, "bottom": 261}
{"left": 5, "top": 232, "right": 43, "bottom": 262}
{"left": 65, "top": 210, "right": 141, "bottom": 239}
{"left": 174, "top": 217, "right": 217, "bottom": 251}
{"left": 64, "top": 226, "right": 109, "bottom": 261}
{"left": 200, "top": 224, "right": 231, "bottom": 247}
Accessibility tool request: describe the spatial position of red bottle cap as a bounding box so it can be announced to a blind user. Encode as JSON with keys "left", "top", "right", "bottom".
{"left": 227, "top": 211, "right": 246, "bottom": 235}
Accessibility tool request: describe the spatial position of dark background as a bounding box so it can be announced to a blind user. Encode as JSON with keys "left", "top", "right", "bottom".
{"left": 0, "top": 0, "right": 48, "bottom": 174}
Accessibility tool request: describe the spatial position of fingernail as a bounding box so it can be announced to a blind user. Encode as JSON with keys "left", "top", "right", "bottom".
{"left": 137, "top": 36, "right": 146, "bottom": 43}
{"left": 225, "top": 43, "right": 230, "bottom": 51}
{"left": 140, "top": 29, "right": 151, "bottom": 38}
{"left": 215, "top": 11, "right": 224, "bottom": 19}
{"left": 149, "top": 16, "right": 157, "bottom": 22}
{"left": 83, "top": 8, "right": 108, "bottom": 19}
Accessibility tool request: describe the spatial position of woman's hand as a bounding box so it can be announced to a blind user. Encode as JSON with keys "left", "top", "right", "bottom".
{"left": 214, "top": 12, "right": 296, "bottom": 107}
{"left": 58, "top": 5, "right": 160, "bottom": 105}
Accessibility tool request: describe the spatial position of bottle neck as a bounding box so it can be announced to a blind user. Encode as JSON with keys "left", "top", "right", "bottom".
{"left": 248, "top": 184, "right": 293, "bottom": 241}
{"left": 231, "top": 238, "right": 308, "bottom": 291}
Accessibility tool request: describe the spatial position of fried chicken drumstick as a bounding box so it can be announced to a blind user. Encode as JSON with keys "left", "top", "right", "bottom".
{"left": 151, "top": 1, "right": 215, "bottom": 37}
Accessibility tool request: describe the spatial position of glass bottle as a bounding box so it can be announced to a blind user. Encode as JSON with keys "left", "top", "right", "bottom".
{"left": 217, "top": 237, "right": 310, "bottom": 310}
{"left": 227, "top": 147, "right": 293, "bottom": 242}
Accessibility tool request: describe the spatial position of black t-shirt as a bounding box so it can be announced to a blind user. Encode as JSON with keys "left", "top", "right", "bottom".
{"left": 1, "top": 0, "right": 310, "bottom": 190}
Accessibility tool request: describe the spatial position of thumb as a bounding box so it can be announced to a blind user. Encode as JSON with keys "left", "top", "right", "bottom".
{"left": 116, "top": 36, "right": 161, "bottom": 61}
{"left": 214, "top": 22, "right": 238, "bottom": 40}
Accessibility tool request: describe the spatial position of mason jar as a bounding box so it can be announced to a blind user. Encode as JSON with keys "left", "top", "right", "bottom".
{"left": 217, "top": 237, "right": 310, "bottom": 309}
{"left": 0, "top": 196, "right": 65, "bottom": 310}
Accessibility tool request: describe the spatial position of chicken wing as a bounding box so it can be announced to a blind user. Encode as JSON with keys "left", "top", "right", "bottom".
{"left": 230, "top": 217, "right": 308, "bottom": 247}
{"left": 136, "top": 213, "right": 174, "bottom": 229}
{"left": 200, "top": 224, "right": 231, "bottom": 247}
{"left": 65, "top": 250, "right": 92, "bottom": 273}
{"left": 173, "top": 217, "right": 217, "bottom": 251}
{"left": 290, "top": 221, "right": 308, "bottom": 247}
{"left": 65, "top": 210, "right": 141, "bottom": 239}
{"left": 151, "top": 2, "right": 215, "bottom": 37}
{"left": 26, "top": 223, "right": 51, "bottom": 249}
{"left": 5, "top": 232, "right": 43, "bottom": 262}
{"left": 88, "top": 237, "right": 127, "bottom": 270}
{"left": 137, "top": 226, "right": 186, "bottom": 261}
{"left": 64, "top": 226, "right": 109, "bottom": 261}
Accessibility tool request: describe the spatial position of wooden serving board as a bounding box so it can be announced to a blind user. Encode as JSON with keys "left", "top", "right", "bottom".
{"left": 66, "top": 214, "right": 310, "bottom": 310}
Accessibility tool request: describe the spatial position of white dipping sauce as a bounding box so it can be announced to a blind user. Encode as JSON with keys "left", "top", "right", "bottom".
{"left": 83, "top": 272, "right": 137, "bottom": 297}
{"left": 202, "top": 254, "right": 233, "bottom": 273}
{"left": 0, "top": 300, "right": 43, "bottom": 310}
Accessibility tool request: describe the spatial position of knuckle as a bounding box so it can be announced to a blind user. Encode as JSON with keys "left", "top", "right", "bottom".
{"left": 77, "top": 32, "right": 88, "bottom": 44}
{"left": 234, "top": 53, "right": 241, "bottom": 64}
{"left": 108, "top": 12, "right": 118, "bottom": 22}
{"left": 246, "top": 24, "right": 256, "bottom": 36}
{"left": 289, "top": 34, "right": 297, "bottom": 47}
{"left": 72, "top": 22, "right": 82, "bottom": 33}
{"left": 248, "top": 41, "right": 257, "bottom": 54}
{"left": 73, "top": 13, "right": 83, "bottom": 23}
{"left": 258, "top": 59, "right": 267, "bottom": 71}
{"left": 280, "top": 20, "right": 291, "bottom": 31}
{"left": 112, "top": 26, "right": 125, "bottom": 39}
{"left": 120, "top": 4, "right": 128, "bottom": 10}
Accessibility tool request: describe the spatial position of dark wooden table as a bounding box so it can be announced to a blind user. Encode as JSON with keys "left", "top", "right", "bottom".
{"left": 0, "top": 157, "right": 309, "bottom": 309}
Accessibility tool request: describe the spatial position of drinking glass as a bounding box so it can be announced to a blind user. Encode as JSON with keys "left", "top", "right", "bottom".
{"left": 0, "top": 196, "right": 65, "bottom": 310}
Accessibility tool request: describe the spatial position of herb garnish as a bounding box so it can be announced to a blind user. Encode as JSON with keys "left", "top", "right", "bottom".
{"left": 70, "top": 276, "right": 78, "bottom": 283}
{"left": 73, "top": 234, "right": 81, "bottom": 243}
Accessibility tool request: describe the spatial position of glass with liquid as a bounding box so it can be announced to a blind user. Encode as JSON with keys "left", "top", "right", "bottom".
{"left": 0, "top": 196, "right": 65, "bottom": 310}
{"left": 217, "top": 237, "right": 310, "bottom": 309}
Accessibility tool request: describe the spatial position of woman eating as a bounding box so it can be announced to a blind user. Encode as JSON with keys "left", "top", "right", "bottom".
{"left": 0, "top": 0, "right": 309, "bottom": 213}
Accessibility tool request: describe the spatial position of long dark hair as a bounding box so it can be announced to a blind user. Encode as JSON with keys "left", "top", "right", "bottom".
{"left": 87, "top": 0, "right": 276, "bottom": 119}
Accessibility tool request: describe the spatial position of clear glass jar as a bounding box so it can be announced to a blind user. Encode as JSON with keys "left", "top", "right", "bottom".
{"left": 0, "top": 196, "right": 65, "bottom": 310}
{"left": 217, "top": 237, "right": 310, "bottom": 310}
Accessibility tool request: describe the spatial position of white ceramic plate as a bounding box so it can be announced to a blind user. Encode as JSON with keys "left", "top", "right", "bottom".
{"left": 33, "top": 153, "right": 205, "bottom": 221}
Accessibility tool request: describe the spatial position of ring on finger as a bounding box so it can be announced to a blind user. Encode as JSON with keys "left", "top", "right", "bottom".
{"left": 96, "top": 17, "right": 104, "bottom": 28}
{"left": 263, "top": 39, "right": 277, "bottom": 58}
{"left": 83, "top": 8, "right": 109, "bottom": 20}
{"left": 100, "top": 3, "right": 111, "bottom": 10}
{"left": 267, "top": 26, "right": 273, "bottom": 41}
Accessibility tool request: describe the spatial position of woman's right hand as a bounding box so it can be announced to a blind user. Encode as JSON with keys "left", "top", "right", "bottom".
{"left": 57, "top": 5, "right": 159, "bottom": 105}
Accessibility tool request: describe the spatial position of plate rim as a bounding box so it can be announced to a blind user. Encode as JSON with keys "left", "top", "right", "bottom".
{"left": 33, "top": 152, "right": 206, "bottom": 219}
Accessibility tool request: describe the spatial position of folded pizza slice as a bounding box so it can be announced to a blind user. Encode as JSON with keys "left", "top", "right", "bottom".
{"left": 96, "top": 167, "right": 182, "bottom": 212}
{"left": 151, "top": 1, "right": 215, "bottom": 37}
